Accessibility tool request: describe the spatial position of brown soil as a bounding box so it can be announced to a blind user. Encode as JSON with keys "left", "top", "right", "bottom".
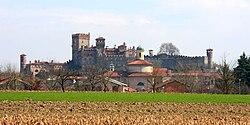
{"left": 0, "top": 101, "right": 249, "bottom": 125}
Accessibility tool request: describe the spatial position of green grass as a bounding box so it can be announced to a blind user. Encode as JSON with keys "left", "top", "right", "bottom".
{"left": 0, "top": 91, "right": 249, "bottom": 103}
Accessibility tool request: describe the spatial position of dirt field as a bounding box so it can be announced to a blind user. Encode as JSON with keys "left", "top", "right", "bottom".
{"left": 0, "top": 101, "right": 249, "bottom": 125}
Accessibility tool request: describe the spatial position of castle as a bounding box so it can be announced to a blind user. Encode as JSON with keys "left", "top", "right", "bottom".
{"left": 20, "top": 32, "right": 214, "bottom": 76}
{"left": 19, "top": 32, "right": 215, "bottom": 92}
{"left": 68, "top": 33, "right": 214, "bottom": 72}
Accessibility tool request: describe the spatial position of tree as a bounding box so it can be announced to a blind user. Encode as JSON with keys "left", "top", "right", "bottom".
{"left": 234, "top": 52, "right": 250, "bottom": 88}
{"left": 216, "top": 60, "right": 235, "bottom": 94}
{"left": 147, "top": 67, "right": 165, "bottom": 93}
{"left": 158, "top": 43, "right": 180, "bottom": 55}
{"left": 82, "top": 64, "right": 109, "bottom": 91}
{"left": 49, "top": 68, "right": 75, "bottom": 92}
{"left": 1, "top": 64, "right": 23, "bottom": 90}
{"left": 172, "top": 72, "right": 201, "bottom": 93}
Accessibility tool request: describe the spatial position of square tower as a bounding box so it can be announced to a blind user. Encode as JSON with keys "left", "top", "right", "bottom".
{"left": 72, "top": 33, "right": 90, "bottom": 62}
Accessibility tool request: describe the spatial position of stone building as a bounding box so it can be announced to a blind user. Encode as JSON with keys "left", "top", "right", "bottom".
{"left": 20, "top": 54, "right": 64, "bottom": 76}
{"left": 69, "top": 33, "right": 214, "bottom": 72}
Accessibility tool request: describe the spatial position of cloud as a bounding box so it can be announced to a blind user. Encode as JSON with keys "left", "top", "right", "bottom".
{"left": 37, "top": 8, "right": 156, "bottom": 26}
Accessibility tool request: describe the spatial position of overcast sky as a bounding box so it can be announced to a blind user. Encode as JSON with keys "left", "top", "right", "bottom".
{"left": 0, "top": 0, "right": 250, "bottom": 68}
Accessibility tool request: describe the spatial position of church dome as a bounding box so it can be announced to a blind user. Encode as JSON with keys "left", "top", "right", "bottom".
{"left": 136, "top": 46, "right": 144, "bottom": 50}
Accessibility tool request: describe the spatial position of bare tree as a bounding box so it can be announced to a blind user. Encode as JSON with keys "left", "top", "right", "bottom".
{"left": 172, "top": 73, "right": 201, "bottom": 93}
{"left": 49, "top": 68, "right": 75, "bottom": 92}
{"left": 147, "top": 67, "right": 165, "bottom": 93}
{"left": 82, "top": 64, "right": 102, "bottom": 91}
{"left": 81, "top": 64, "right": 109, "bottom": 91}
{"left": 158, "top": 43, "right": 180, "bottom": 55}
{"left": 216, "top": 60, "right": 235, "bottom": 94}
{"left": 2, "top": 64, "right": 23, "bottom": 90}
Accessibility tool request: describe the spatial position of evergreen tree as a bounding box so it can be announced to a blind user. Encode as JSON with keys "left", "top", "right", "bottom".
{"left": 234, "top": 52, "right": 250, "bottom": 87}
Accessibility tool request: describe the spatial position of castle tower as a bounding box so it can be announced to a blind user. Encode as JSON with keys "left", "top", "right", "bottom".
{"left": 72, "top": 33, "right": 90, "bottom": 62}
{"left": 206, "top": 48, "right": 214, "bottom": 69}
{"left": 96, "top": 37, "right": 105, "bottom": 51}
{"left": 136, "top": 46, "right": 145, "bottom": 60}
{"left": 149, "top": 50, "right": 153, "bottom": 57}
{"left": 20, "top": 54, "right": 27, "bottom": 73}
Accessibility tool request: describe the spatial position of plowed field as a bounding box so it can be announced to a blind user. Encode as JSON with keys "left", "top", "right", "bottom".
{"left": 0, "top": 101, "right": 249, "bottom": 125}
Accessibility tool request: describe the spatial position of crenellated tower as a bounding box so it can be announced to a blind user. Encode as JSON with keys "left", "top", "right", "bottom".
{"left": 72, "top": 33, "right": 90, "bottom": 63}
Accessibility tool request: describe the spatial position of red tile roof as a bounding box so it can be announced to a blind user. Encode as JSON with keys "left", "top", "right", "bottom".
{"left": 155, "top": 80, "right": 182, "bottom": 88}
{"left": 104, "top": 71, "right": 120, "bottom": 77}
{"left": 128, "top": 73, "right": 151, "bottom": 77}
{"left": 152, "top": 68, "right": 167, "bottom": 76}
{"left": 127, "top": 59, "right": 153, "bottom": 66}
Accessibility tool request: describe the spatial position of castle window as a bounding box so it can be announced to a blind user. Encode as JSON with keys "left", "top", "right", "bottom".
{"left": 139, "top": 53, "right": 142, "bottom": 57}
{"left": 35, "top": 69, "right": 39, "bottom": 72}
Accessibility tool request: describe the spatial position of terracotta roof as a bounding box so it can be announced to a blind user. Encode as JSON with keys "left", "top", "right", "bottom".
{"left": 127, "top": 59, "right": 153, "bottom": 66}
{"left": 104, "top": 71, "right": 120, "bottom": 77}
{"left": 155, "top": 80, "right": 182, "bottom": 88}
{"left": 128, "top": 73, "right": 151, "bottom": 77}
{"left": 152, "top": 68, "right": 167, "bottom": 76}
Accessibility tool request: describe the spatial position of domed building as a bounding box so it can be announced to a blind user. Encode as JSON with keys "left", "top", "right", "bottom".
{"left": 125, "top": 46, "right": 168, "bottom": 91}
{"left": 127, "top": 46, "right": 153, "bottom": 73}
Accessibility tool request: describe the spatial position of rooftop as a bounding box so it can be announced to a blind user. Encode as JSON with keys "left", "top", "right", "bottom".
{"left": 127, "top": 59, "right": 153, "bottom": 66}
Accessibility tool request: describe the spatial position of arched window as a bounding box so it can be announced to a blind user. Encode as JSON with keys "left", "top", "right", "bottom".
{"left": 139, "top": 53, "right": 141, "bottom": 57}
{"left": 137, "top": 82, "right": 144, "bottom": 86}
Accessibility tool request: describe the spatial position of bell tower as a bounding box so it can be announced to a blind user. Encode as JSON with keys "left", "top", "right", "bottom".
{"left": 136, "top": 46, "right": 145, "bottom": 60}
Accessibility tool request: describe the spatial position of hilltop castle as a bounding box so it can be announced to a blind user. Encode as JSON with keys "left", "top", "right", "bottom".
{"left": 20, "top": 32, "right": 214, "bottom": 76}
{"left": 68, "top": 33, "right": 214, "bottom": 72}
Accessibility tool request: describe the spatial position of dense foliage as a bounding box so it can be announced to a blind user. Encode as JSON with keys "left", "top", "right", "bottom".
{"left": 158, "top": 43, "right": 180, "bottom": 55}
{"left": 234, "top": 52, "right": 250, "bottom": 88}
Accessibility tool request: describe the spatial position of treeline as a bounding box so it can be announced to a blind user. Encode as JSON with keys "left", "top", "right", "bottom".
{"left": 0, "top": 64, "right": 115, "bottom": 92}
{"left": 216, "top": 52, "right": 250, "bottom": 94}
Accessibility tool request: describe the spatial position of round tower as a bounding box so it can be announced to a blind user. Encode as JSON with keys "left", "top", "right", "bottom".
{"left": 136, "top": 46, "right": 145, "bottom": 60}
{"left": 20, "top": 54, "right": 27, "bottom": 73}
{"left": 206, "top": 48, "right": 214, "bottom": 69}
